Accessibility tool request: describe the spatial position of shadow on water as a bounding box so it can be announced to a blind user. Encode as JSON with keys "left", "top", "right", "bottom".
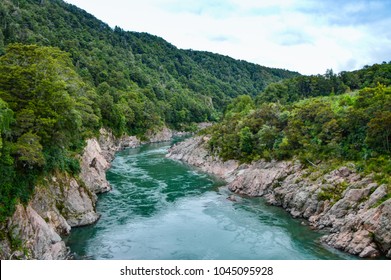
{"left": 65, "top": 140, "right": 357, "bottom": 260}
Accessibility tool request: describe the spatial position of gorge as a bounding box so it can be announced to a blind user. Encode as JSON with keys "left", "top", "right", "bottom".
{"left": 1, "top": 128, "right": 390, "bottom": 259}
{"left": 166, "top": 136, "right": 391, "bottom": 259}
{"left": 66, "top": 139, "right": 355, "bottom": 260}
{"left": 0, "top": 0, "right": 390, "bottom": 261}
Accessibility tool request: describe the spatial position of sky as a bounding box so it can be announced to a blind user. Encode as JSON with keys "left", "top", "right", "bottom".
{"left": 64, "top": 0, "right": 391, "bottom": 75}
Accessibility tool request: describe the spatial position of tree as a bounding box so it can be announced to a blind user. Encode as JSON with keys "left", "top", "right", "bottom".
{"left": 367, "top": 112, "right": 391, "bottom": 154}
{"left": 12, "top": 132, "right": 45, "bottom": 168}
{"left": 239, "top": 126, "right": 254, "bottom": 156}
{"left": 0, "top": 30, "right": 4, "bottom": 55}
{"left": 0, "top": 98, "right": 13, "bottom": 156}
{"left": 257, "top": 82, "right": 288, "bottom": 104}
{"left": 256, "top": 124, "right": 280, "bottom": 151}
{"left": 225, "top": 95, "right": 254, "bottom": 118}
{"left": 0, "top": 44, "right": 99, "bottom": 149}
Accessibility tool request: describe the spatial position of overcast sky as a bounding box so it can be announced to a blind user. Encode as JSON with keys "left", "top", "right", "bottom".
{"left": 64, "top": 0, "right": 391, "bottom": 75}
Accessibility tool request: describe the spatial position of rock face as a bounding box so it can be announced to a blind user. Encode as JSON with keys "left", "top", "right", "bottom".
{"left": 5, "top": 204, "right": 68, "bottom": 260}
{"left": 0, "top": 125, "right": 182, "bottom": 259}
{"left": 145, "top": 126, "right": 173, "bottom": 143}
{"left": 80, "top": 139, "right": 112, "bottom": 194}
{"left": 167, "top": 136, "right": 238, "bottom": 180}
{"left": 167, "top": 136, "right": 391, "bottom": 258}
{"left": 98, "top": 128, "right": 140, "bottom": 162}
{"left": 0, "top": 128, "right": 142, "bottom": 259}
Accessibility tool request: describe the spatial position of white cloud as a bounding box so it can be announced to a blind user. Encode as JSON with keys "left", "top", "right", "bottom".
{"left": 64, "top": 0, "right": 391, "bottom": 75}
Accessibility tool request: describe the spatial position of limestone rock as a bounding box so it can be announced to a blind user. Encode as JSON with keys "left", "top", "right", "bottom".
{"left": 367, "top": 185, "right": 388, "bottom": 208}
{"left": 98, "top": 128, "right": 140, "bottom": 162}
{"left": 228, "top": 161, "right": 294, "bottom": 196}
{"left": 30, "top": 179, "right": 72, "bottom": 236}
{"left": 363, "top": 200, "right": 391, "bottom": 254}
{"left": 359, "top": 246, "right": 380, "bottom": 258}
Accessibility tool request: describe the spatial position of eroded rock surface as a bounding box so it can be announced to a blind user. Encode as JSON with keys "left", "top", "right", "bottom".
{"left": 167, "top": 136, "right": 238, "bottom": 180}
{"left": 1, "top": 128, "right": 141, "bottom": 259}
{"left": 167, "top": 136, "right": 391, "bottom": 258}
{"left": 5, "top": 204, "right": 68, "bottom": 260}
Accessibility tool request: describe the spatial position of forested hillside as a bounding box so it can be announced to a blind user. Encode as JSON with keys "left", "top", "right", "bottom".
{"left": 0, "top": 0, "right": 298, "bottom": 131}
{"left": 0, "top": 0, "right": 390, "bottom": 225}
{"left": 257, "top": 63, "right": 391, "bottom": 104}
{"left": 0, "top": 0, "right": 300, "bottom": 222}
{"left": 207, "top": 55, "right": 391, "bottom": 169}
{"left": 204, "top": 60, "right": 391, "bottom": 190}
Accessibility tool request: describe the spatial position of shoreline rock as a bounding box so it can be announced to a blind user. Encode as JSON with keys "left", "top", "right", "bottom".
{"left": 145, "top": 126, "right": 174, "bottom": 143}
{"left": 0, "top": 126, "right": 172, "bottom": 259}
{"left": 0, "top": 124, "right": 199, "bottom": 259}
{"left": 167, "top": 136, "right": 391, "bottom": 259}
{"left": 0, "top": 134, "right": 116, "bottom": 260}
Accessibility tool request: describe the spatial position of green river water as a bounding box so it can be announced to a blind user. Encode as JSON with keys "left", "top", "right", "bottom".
{"left": 66, "top": 140, "right": 355, "bottom": 260}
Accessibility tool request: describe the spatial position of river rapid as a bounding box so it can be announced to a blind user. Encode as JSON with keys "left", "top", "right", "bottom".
{"left": 66, "top": 141, "right": 355, "bottom": 260}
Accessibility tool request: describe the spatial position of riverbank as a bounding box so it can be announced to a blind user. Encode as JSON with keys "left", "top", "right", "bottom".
{"left": 66, "top": 141, "right": 354, "bottom": 260}
{"left": 0, "top": 126, "right": 180, "bottom": 259}
{"left": 166, "top": 136, "right": 391, "bottom": 259}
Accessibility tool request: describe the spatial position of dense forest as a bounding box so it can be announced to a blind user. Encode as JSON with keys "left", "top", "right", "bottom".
{"left": 0, "top": 0, "right": 298, "bottom": 132}
{"left": 256, "top": 64, "right": 391, "bottom": 104}
{"left": 0, "top": 0, "right": 298, "bottom": 222}
{"left": 208, "top": 60, "right": 391, "bottom": 172}
{"left": 0, "top": 0, "right": 390, "bottom": 224}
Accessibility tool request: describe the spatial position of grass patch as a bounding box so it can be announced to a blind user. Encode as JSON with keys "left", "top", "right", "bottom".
{"left": 356, "top": 156, "right": 391, "bottom": 186}
{"left": 317, "top": 181, "right": 349, "bottom": 203}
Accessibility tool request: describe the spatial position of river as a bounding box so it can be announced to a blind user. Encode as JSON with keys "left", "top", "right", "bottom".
{"left": 66, "top": 140, "right": 355, "bottom": 260}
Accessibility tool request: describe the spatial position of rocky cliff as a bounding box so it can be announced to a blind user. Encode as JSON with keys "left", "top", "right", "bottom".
{"left": 0, "top": 125, "right": 191, "bottom": 259}
{"left": 0, "top": 127, "right": 144, "bottom": 259}
{"left": 167, "top": 136, "right": 391, "bottom": 258}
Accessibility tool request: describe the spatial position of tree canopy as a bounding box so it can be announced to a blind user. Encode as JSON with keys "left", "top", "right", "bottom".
{"left": 207, "top": 85, "right": 391, "bottom": 187}
{"left": 0, "top": 0, "right": 297, "bottom": 222}
{"left": 0, "top": 0, "right": 390, "bottom": 222}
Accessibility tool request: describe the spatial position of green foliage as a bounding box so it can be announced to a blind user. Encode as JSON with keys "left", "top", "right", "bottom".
{"left": 0, "top": 98, "right": 13, "bottom": 154}
{"left": 0, "top": 0, "right": 296, "bottom": 223}
{"left": 0, "top": 29, "right": 4, "bottom": 55}
{"left": 12, "top": 132, "right": 45, "bottom": 168}
{"left": 356, "top": 156, "right": 391, "bottom": 187}
{"left": 0, "top": 140, "right": 38, "bottom": 223}
{"left": 341, "top": 62, "right": 391, "bottom": 89}
{"left": 256, "top": 64, "right": 391, "bottom": 105}
{"left": 0, "top": 0, "right": 298, "bottom": 132}
{"left": 225, "top": 95, "right": 255, "bottom": 118}
{"left": 0, "top": 44, "right": 94, "bottom": 222}
{"left": 0, "top": 44, "right": 100, "bottom": 146}
{"left": 239, "top": 126, "right": 254, "bottom": 156}
{"left": 256, "top": 70, "right": 346, "bottom": 104}
{"left": 366, "top": 111, "right": 391, "bottom": 154}
{"left": 209, "top": 84, "right": 391, "bottom": 174}
{"left": 209, "top": 102, "right": 286, "bottom": 162}
{"left": 317, "top": 181, "right": 349, "bottom": 203}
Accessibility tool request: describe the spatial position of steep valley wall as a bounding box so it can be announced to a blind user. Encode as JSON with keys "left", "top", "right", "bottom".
{"left": 0, "top": 127, "right": 174, "bottom": 259}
